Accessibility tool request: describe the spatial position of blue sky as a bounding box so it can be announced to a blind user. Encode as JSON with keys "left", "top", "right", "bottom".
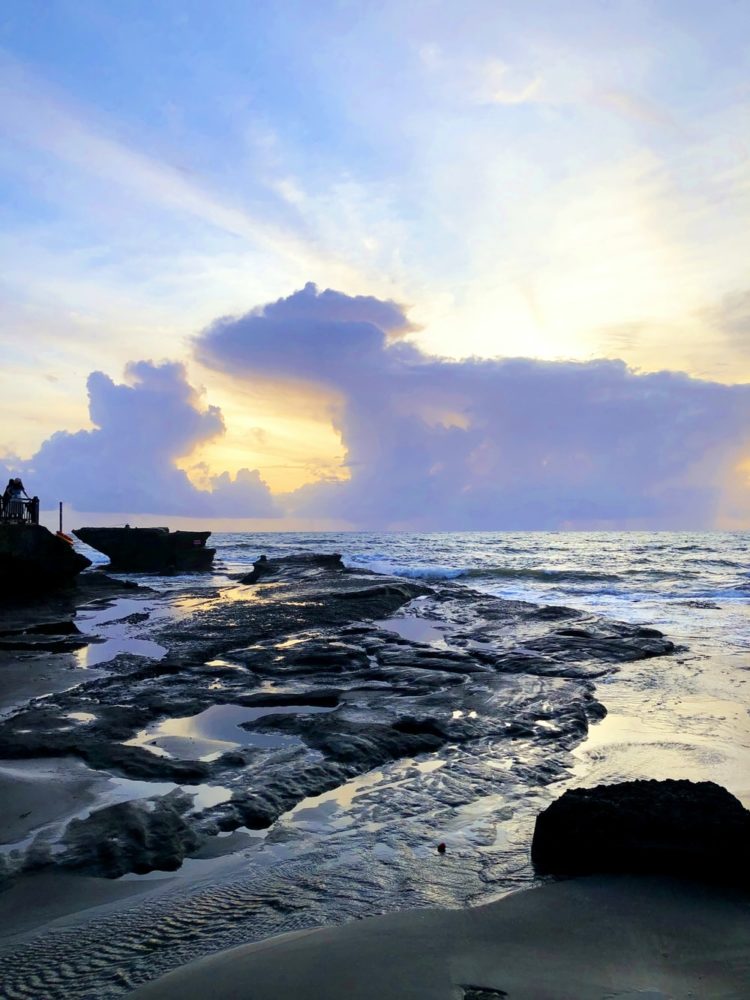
{"left": 1, "top": 1, "right": 749, "bottom": 526}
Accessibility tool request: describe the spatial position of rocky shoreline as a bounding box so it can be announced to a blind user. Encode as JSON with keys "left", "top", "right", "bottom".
{"left": 0, "top": 552, "right": 679, "bottom": 996}
{"left": 0, "top": 553, "right": 674, "bottom": 883}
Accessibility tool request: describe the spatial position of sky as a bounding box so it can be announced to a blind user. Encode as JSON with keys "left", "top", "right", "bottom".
{"left": 1, "top": 0, "right": 749, "bottom": 529}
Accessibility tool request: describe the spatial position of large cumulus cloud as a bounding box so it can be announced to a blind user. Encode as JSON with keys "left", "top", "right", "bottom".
{"left": 6, "top": 361, "right": 279, "bottom": 517}
{"left": 197, "top": 283, "right": 750, "bottom": 529}
{"left": 198, "top": 282, "right": 418, "bottom": 389}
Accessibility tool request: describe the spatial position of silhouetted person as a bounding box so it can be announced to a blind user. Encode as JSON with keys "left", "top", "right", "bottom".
{"left": 5, "top": 478, "right": 29, "bottom": 520}
{"left": 2, "top": 479, "right": 13, "bottom": 516}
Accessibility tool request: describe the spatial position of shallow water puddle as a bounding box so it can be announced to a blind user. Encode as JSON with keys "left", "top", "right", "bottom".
{"left": 375, "top": 616, "right": 448, "bottom": 644}
{"left": 125, "top": 702, "right": 335, "bottom": 761}
{"left": 74, "top": 597, "right": 168, "bottom": 667}
{"left": 96, "top": 773, "right": 232, "bottom": 817}
{"left": 571, "top": 695, "right": 750, "bottom": 806}
{"left": 281, "top": 768, "right": 387, "bottom": 835}
{"left": 76, "top": 636, "right": 167, "bottom": 668}
{"left": 0, "top": 758, "right": 231, "bottom": 857}
{"left": 170, "top": 587, "right": 264, "bottom": 613}
{"left": 204, "top": 657, "right": 246, "bottom": 670}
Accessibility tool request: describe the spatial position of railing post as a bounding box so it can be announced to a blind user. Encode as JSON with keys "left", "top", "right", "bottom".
{"left": 31, "top": 497, "right": 39, "bottom": 525}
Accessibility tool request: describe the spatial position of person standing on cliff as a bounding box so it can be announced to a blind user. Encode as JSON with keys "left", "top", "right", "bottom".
{"left": 5, "top": 478, "right": 30, "bottom": 520}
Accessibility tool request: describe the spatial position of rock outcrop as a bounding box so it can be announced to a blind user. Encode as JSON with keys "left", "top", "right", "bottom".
{"left": 239, "top": 552, "right": 345, "bottom": 584}
{"left": 531, "top": 778, "right": 750, "bottom": 885}
{"left": 73, "top": 526, "right": 215, "bottom": 572}
{"left": 0, "top": 524, "right": 91, "bottom": 596}
{"left": 0, "top": 553, "right": 680, "bottom": 882}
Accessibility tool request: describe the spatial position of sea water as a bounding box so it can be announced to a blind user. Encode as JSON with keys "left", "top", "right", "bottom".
{"left": 212, "top": 529, "right": 750, "bottom": 648}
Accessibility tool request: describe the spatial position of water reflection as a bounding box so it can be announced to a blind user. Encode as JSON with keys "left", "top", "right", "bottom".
{"left": 125, "top": 702, "right": 335, "bottom": 761}
{"left": 74, "top": 598, "right": 167, "bottom": 667}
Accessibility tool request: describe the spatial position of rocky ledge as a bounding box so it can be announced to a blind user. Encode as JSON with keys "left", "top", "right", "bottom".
{"left": 0, "top": 524, "right": 91, "bottom": 596}
{"left": 0, "top": 553, "right": 676, "bottom": 882}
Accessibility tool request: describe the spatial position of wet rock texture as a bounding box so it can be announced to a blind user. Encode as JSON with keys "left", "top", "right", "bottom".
{"left": 531, "top": 778, "right": 750, "bottom": 884}
{"left": 0, "top": 554, "right": 674, "bottom": 883}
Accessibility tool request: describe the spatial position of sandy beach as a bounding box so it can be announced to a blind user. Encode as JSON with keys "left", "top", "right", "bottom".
{"left": 132, "top": 874, "right": 750, "bottom": 1000}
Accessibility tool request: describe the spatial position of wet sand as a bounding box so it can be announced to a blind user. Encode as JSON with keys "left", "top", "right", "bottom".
{"left": 132, "top": 874, "right": 750, "bottom": 1000}
{"left": 0, "top": 870, "right": 173, "bottom": 942}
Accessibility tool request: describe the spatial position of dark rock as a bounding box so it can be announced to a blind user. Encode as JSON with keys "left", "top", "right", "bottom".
{"left": 14, "top": 620, "right": 81, "bottom": 636}
{"left": 0, "top": 636, "right": 90, "bottom": 653}
{"left": 462, "top": 988, "right": 508, "bottom": 1000}
{"left": 73, "top": 526, "right": 214, "bottom": 573}
{"left": 302, "top": 718, "right": 445, "bottom": 766}
{"left": 0, "top": 524, "right": 91, "bottom": 595}
{"left": 525, "top": 605, "right": 581, "bottom": 621}
{"left": 531, "top": 779, "right": 750, "bottom": 885}
{"left": 61, "top": 790, "right": 201, "bottom": 877}
{"left": 334, "top": 583, "right": 419, "bottom": 601}
{"left": 240, "top": 552, "right": 345, "bottom": 584}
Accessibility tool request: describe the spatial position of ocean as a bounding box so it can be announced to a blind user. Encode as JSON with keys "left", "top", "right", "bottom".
{"left": 213, "top": 529, "right": 750, "bottom": 629}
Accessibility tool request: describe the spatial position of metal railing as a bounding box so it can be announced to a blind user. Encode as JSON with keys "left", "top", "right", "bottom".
{"left": 0, "top": 496, "right": 39, "bottom": 525}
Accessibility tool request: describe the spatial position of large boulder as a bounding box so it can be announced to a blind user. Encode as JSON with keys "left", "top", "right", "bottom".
{"left": 531, "top": 778, "right": 750, "bottom": 885}
{"left": 0, "top": 524, "right": 91, "bottom": 596}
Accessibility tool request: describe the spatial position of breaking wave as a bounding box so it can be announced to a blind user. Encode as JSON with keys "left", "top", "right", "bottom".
{"left": 344, "top": 558, "right": 621, "bottom": 584}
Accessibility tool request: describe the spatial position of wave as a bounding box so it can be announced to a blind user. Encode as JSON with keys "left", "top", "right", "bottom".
{"left": 620, "top": 568, "right": 692, "bottom": 579}
{"left": 345, "top": 558, "right": 621, "bottom": 584}
{"left": 463, "top": 567, "right": 622, "bottom": 583}
{"left": 345, "top": 558, "right": 466, "bottom": 580}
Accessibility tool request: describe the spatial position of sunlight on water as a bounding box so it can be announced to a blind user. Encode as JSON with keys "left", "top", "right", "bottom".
{"left": 125, "top": 702, "right": 335, "bottom": 761}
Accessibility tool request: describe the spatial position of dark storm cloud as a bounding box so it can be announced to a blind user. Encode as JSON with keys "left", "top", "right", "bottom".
{"left": 11, "top": 361, "right": 279, "bottom": 516}
{"left": 195, "top": 284, "right": 750, "bottom": 529}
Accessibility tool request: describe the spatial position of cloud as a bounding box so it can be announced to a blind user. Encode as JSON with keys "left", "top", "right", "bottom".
{"left": 595, "top": 89, "right": 679, "bottom": 130}
{"left": 197, "top": 282, "right": 419, "bottom": 390}
{"left": 472, "top": 58, "right": 543, "bottom": 106}
{"left": 417, "top": 46, "right": 542, "bottom": 107}
{"left": 702, "top": 289, "right": 750, "bottom": 348}
{"left": 0, "top": 52, "right": 362, "bottom": 280}
{"left": 7, "top": 361, "right": 279, "bottom": 517}
{"left": 10, "top": 285, "right": 750, "bottom": 528}
{"left": 196, "top": 284, "right": 750, "bottom": 530}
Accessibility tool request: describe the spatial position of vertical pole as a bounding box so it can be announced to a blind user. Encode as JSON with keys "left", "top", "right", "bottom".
{"left": 59, "top": 501, "right": 63, "bottom": 533}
